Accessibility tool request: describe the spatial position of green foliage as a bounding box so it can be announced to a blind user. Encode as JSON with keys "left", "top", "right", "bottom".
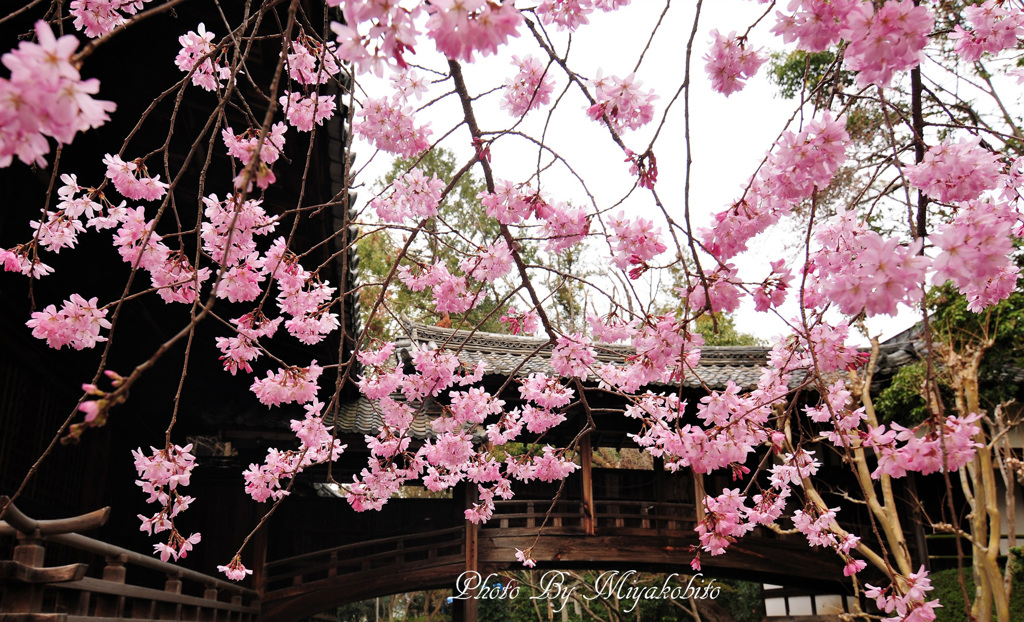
{"left": 927, "top": 273, "right": 1024, "bottom": 410}
{"left": 717, "top": 579, "right": 766, "bottom": 622}
{"left": 694, "top": 313, "right": 765, "bottom": 347}
{"left": 356, "top": 149, "right": 526, "bottom": 340}
{"left": 768, "top": 50, "right": 852, "bottom": 105}
{"left": 929, "top": 568, "right": 1024, "bottom": 622}
{"left": 875, "top": 362, "right": 932, "bottom": 425}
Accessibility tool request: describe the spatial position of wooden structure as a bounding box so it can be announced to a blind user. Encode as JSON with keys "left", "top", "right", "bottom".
{"left": 258, "top": 497, "right": 846, "bottom": 622}
{"left": 0, "top": 497, "right": 259, "bottom": 622}
{"left": 0, "top": 313, "right": 929, "bottom": 622}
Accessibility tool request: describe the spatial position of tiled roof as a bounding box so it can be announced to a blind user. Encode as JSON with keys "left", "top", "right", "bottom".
{"left": 395, "top": 320, "right": 772, "bottom": 390}
{"left": 330, "top": 396, "right": 438, "bottom": 439}
{"left": 331, "top": 320, "right": 922, "bottom": 438}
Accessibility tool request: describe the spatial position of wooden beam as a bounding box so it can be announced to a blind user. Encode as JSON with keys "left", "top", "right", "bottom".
{"left": 0, "top": 498, "right": 110, "bottom": 536}
{"left": 463, "top": 486, "right": 478, "bottom": 622}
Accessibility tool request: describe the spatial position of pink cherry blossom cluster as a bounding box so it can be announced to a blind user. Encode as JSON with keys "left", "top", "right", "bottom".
{"left": 701, "top": 112, "right": 849, "bottom": 260}
{"left": 520, "top": 373, "right": 575, "bottom": 410}
{"left": 244, "top": 399, "right": 346, "bottom": 503}
{"left": 331, "top": 0, "right": 523, "bottom": 71}
{"left": 752, "top": 259, "right": 793, "bottom": 312}
{"left": 216, "top": 313, "right": 282, "bottom": 376}
{"left": 398, "top": 262, "right": 481, "bottom": 314}
{"left": 0, "top": 21, "right": 115, "bottom": 168}
{"left": 279, "top": 91, "right": 336, "bottom": 132}
{"left": 864, "top": 413, "right": 983, "bottom": 479}
{"left": 865, "top": 566, "right": 941, "bottom": 622}
{"left": 930, "top": 198, "right": 1021, "bottom": 312}
{"left": 595, "top": 315, "right": 703, "bottom": 391}
{"left": 695, "top": 488, "right": 754, "bottom": 556}
{"left": 69, "top": 0, "right": 152, "bottom": 37}
{"left": 103, "top": 153, "right": 170, "bottom": 201}
{"left": 349, "top": 355, "right": 581, "bottom": 519}
{"left": 250, "top": 361, "right": 323, "bottom": 407}
{"left": 536, "top": 0, "right": 633, "bottom": 32}
{"left": 587, "top": 312, "right": 636, "bottom": 343}
{"left": 550, "top": 333, "right": 596, "bottom": 379}
{"left": 0, "top": 245, "right": 53, "bottom": 279}
{"left": 245, "top": 411, "right": 344, "bottom": 503}
{"left": 951, "top": 0, "right": 1024, "bottom": 63}
{"left": 539, "top": 202, "right": 590, "bottom": 252}
{"left": 704, "top": 30, "right": 766, "bottom": 97}
{"left": 390, "top": 69, "right": 429, "bottom": 101}
{"left": 586, "top": 71, "right": 658, "bottom": 134}
{"left": 19, "top": 174, "right": 114, "bottom": 259}
{"left": 370, "top": 167, "right": 445, "bottom": 223}
{"left": 607, "top": 211, "right": 667, "bottom": 272}
{"left": 424, "top": 0, "right": 523, "bottom": 63}
{"left": 804, "top": 379, "right": 866, "bottom": 447}
{"left": 221, "top": 123, "right": 288, "bottom": 190}
{"left": 625, "top": 391, "right": 770, "bottom": 476}
{"left": 287, "top": 36, "right": 342, "bottom": 85}
{"left": 355, "top": 96, "right": 432, "bottom": 158}
{"left": 200, "top": 193, "right": 278, "bottom": 267}
{"left": 111, "top": 205, "right": 211, "bottom": 304}
{"left": 502, "top": 55, "right": 555, "bottom": 117}
{"left": 26, "top": 294, "right": 111, "bottom": 350}
{"left": 904, "top": 137, "right": 1004, "bottom": 204}
{"left": 682, "top": 264, "right": 742, "bottom": 315}
{"left": 772, "top": 0, "right": 933, "bottom": 88}
{"left": 175, "top": 24, "right": 230, "bottom": 92}
{"left": 69, "top": 0, "right": 154, "bottom": 38}
{"left": 810, "top": 209, "right": 928, "bottom": 317}
{"left": 625, "top": 149, "right": 657, "bottom": 190}
{"left": 841, "top": 0, "right": 933, "bottom": 88}
{"left": 460, "top": 240, "right": 514, "bottom": 283}
{"left": 771, "top": 0, "right": 858, "bottom": 51}
{"left": 499, "top": 307, "right": 540, "bottom": 336}
{"left": 217, "top": 556, "right": 253, "bottom": 581}
{"left": 479, "top": 180, "right": 541, "bottom": 224}
{"left": 784, "top": 318, "right": 866, "bottom": 374}
{"left": 329, "top": 0, "right": 421, "bottom": 75}
{"left": 133, "top": 444, "right": 201, "bottom": 562}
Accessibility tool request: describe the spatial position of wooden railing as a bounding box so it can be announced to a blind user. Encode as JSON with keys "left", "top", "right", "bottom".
{"left": 262, "top": 526, "right": 465, "bottom": 595}
{"left": 0, "top": 497, "right": 258, "bottom": 622}
{"left": 487, "top": 499, "right": 696, "bottom": 534}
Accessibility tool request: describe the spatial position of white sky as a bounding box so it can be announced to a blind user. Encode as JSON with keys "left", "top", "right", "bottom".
{"left": 349, "top": 1, "right": 921, "bottom": 345}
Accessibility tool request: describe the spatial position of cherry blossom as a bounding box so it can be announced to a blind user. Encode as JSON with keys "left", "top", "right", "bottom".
{"left": 26, "top": 294, "right": 111, "bottom": 350}
{"left": 217, "top": 556, "right": 253, "bottom": 581}
{"left": 355, "top": 96, "right": 432, "bottom": 158}
{"left": 951, "top": 0, "right": 1024, "bottom": 63}
{"left": 704, "top": 30, "right": 766, "bottom": 96}
{"left": 903, "top": 137, "right": 1004, "bottom": 204}
{"left": 0, "top": 21, "right": 115, "bottom": 168}
{"left": 587, "top": 71, "right": 658, "bottom": 133}
{"left": 70, "top": 0, "right": 155, "bottom": 38}
{"left": 502, "top": 55, "right": 555, "bottom": 117}
{"left": 133, "top": 444, "right": 200, "bottom": 562}
{"left": 841, "top": 0, "right": 933, "bottom": 88}
{"left": 424, "top": 0, "right": 523, "bottom": 63}
{"left": 175, "top": 24, "right": 231, "bottom": 92}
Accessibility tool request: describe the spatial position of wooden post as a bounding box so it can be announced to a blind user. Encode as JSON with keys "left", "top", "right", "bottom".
{"left": 95, "top": 554, "right": 128, "bottom": 617}
{"left": 251, "top": 516, "right": 268, "bottom": 596}
{"left": 2, "top": 531, "right": 47, "bottom": 613}
{"left": 200, "top": 585, "right": 219, "bottom": 622}
{"left": 693, "top": 471, "right": 706, "bottom": 522}
{"left": 463, "top": 485, "right": 479, "bottom": 622}
{"left": 159, "top": 571, "right": 183, "bottom": 620}
{"left": 580, "top": 432, "right": 595, "bottom": 536}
